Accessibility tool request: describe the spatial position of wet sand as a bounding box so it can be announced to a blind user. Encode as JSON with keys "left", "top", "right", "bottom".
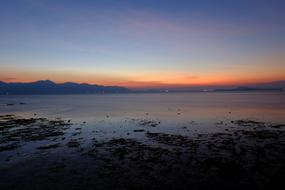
{"left": 1, "top": 113, "right": 285, "bottom": 190}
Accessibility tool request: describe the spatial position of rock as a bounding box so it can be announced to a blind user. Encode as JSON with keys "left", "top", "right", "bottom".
{"left": 138, "top": 119, "right": 160, "bottom": 127}
{"left": 37, "top": 143, "right": 60, "bottom": 150}
{"left": 134, "top": 129, "right": 145, "bottom": 132}
{"left": 67, "top": 139, "right": 80, "bottom": 148}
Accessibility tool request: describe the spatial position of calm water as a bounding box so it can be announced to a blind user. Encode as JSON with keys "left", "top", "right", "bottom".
{"left": 1, "top": 92, "right": 285, "bottom": 190}
{"left": 1, "top": 92, "right": 285, "bottom": 136}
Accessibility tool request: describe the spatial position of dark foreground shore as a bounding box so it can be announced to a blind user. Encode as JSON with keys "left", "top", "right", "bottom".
{"left": 1, "top": 114, "right": 285, "bottom": 190}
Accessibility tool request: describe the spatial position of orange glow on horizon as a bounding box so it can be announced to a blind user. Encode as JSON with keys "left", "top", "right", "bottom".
{"left": 1, "top": 72, "right": 284, "bottom": 89}
{"left": 1, "top": 53, "right": 285, "bottom": 89}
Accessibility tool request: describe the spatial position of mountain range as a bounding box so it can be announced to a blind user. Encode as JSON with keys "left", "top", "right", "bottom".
{"left": 213, "top": 81, "right": 285, "bottom": 92}
{"left": 0, "top": 80, "right": 130, "bottom": 95}
{"left": 0, "top": 80, "right": 284, "bottom": 94}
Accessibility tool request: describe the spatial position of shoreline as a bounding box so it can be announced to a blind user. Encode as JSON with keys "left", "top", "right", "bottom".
{"left": 1, "top": 114, "right": 285, "bottom": 190}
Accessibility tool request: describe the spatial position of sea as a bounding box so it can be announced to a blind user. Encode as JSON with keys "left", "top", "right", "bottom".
{"left": 1, "top": 92, "right": 285, "bottom": 189}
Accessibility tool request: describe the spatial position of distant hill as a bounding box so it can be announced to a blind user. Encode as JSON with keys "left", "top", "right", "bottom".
{"left": 1, "top": 80, "right": 284, "bottom": 94}
{"left": 145, "top": 80, "right": 285, "bottom": 92}
{"left": 0, "top": 80, "right": 130, "bottom": 95}
{"left": 214, "top": 86, "right": 283, "bottom": 92}
{"left": 249, "top": 80, "right": 285, "bottom": 89}
{"left": 213, "top": 81, "right": 285, "bottom": 92}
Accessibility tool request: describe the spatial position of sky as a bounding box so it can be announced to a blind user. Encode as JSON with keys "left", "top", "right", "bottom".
{"left": 0, "top": 0, "right": 285, "bottom": 89}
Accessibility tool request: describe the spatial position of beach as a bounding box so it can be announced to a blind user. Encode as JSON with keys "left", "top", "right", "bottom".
{"left": 1, "top": 92, "right": 285, "bottom": 190}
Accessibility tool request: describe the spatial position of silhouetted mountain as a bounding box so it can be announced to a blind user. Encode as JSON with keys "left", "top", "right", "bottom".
{"left": 249, "top": 80, "right": 285, "bottom": 89}
{"left": 0, "top": 80, "right": 130, "bottom": 95}
{"left": 1, "top": 80, "right": 284, "bottom": 94}
{"left": 138, "top": 80, "right": 285, "bottom": 92}
{"left": 214, "top": 86, "right": 283, "bottom": 92}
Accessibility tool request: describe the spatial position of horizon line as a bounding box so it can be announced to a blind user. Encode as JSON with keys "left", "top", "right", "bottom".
{"left": 1, "top": 79, "right": 285, "bottom": 90}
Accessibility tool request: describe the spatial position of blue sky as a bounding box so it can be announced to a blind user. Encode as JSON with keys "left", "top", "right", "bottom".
{"left": 0, "top": 0, "right": 285, "bottom": 88}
